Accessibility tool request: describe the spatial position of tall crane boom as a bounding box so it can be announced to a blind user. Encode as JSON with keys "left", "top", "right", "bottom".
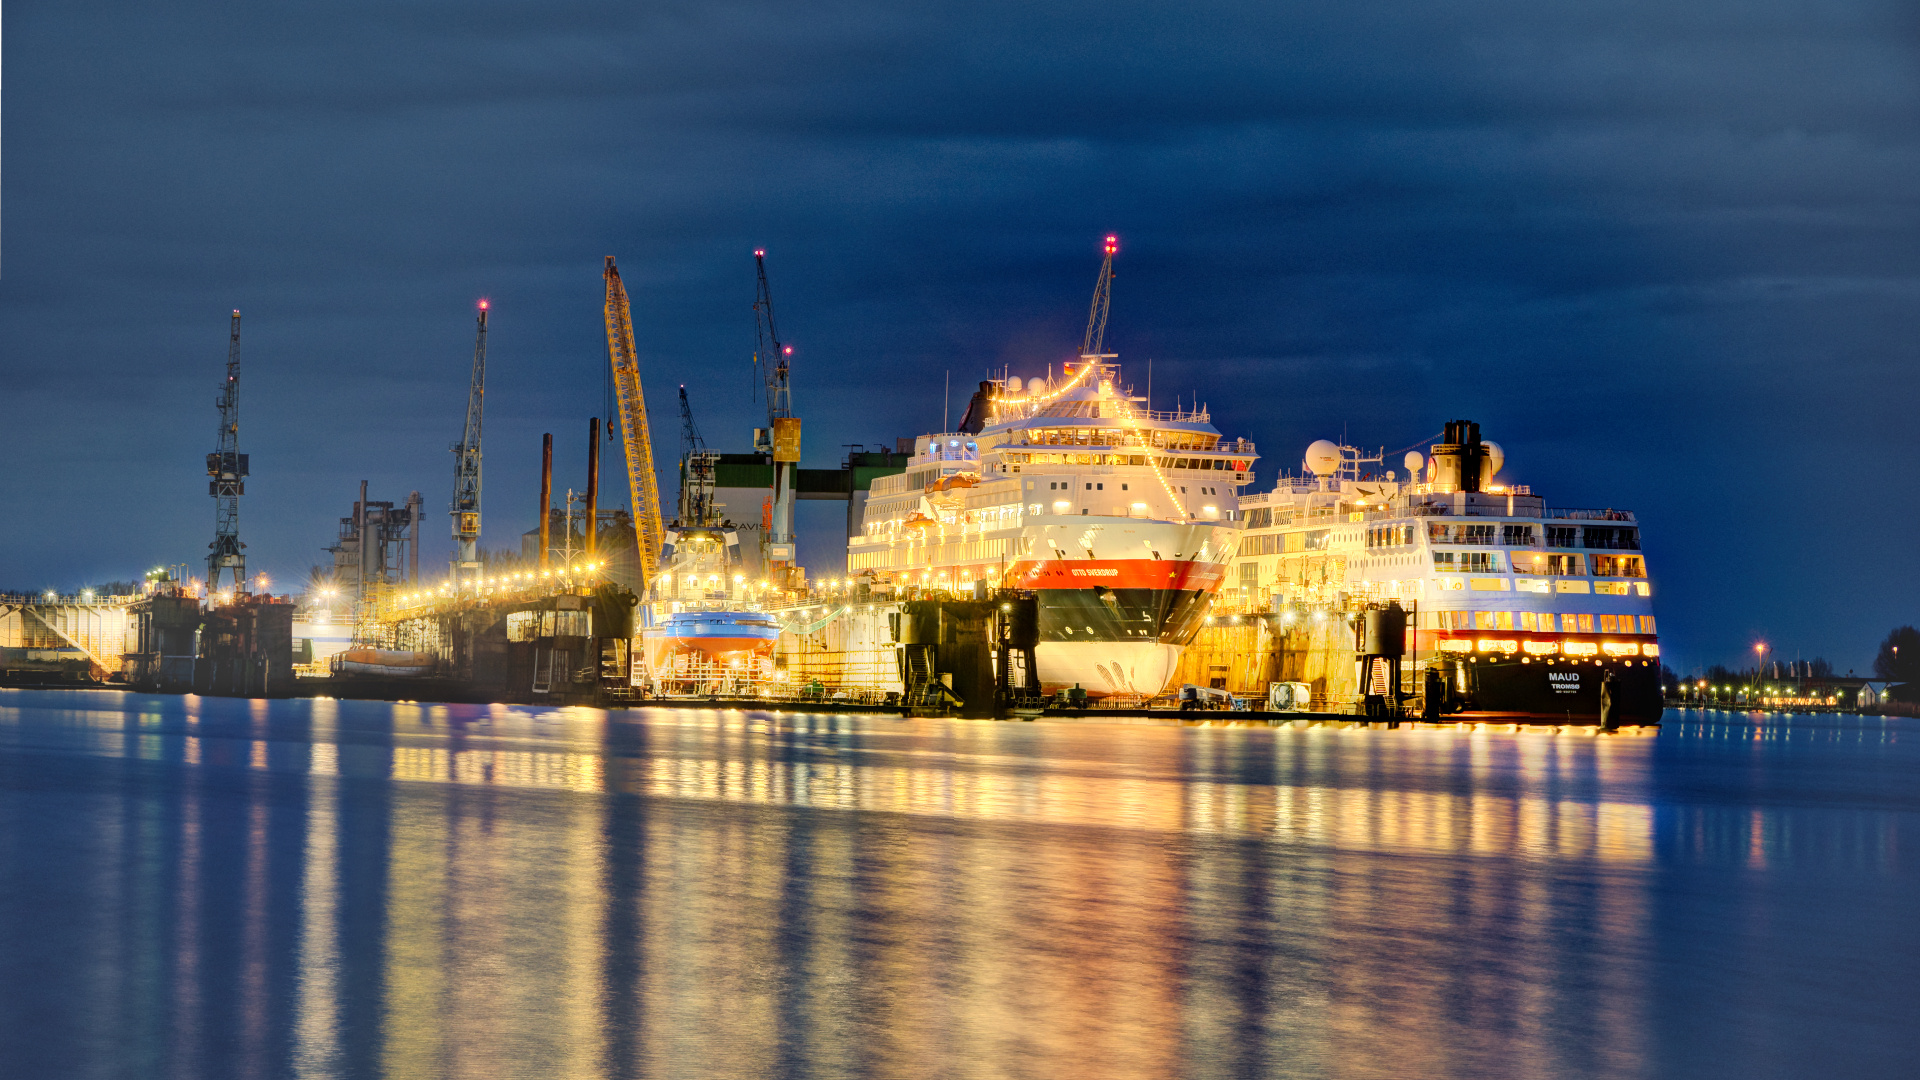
{"left": 603, "top": 256, "right": 665, "bottom": 585}
{"left": 752, "top": 249, "right": 791, "bottom": 424}
{"left": 1080, "top": 234, "right": 1118, "bottom": 356}
{"left": 450, "top": 300, "right": 488, "bottom": 585}
{"left": 678, "top": 384, "right": 705, "bottom": 455}
{"left": 751, "top": 249, "right": 800, "bottom": 570}
{"left": 677, "top": 385, "right": 718, "bottom": 528}
{"left": 206, "top": 310, "right": 248, "bottom": 596}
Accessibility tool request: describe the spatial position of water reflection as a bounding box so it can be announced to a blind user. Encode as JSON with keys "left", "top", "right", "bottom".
{"left": 1, "top": 692, "right": 1915, "bottom": 1078}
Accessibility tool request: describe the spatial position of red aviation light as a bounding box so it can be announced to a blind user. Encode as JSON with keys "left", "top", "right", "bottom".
{"left": 1104, "top": 235, "right": 1118, "bottom": 254}
{"left": 754, "top": 248, "right": 765, "bottom": 257}
{"left": 478, "top": 299, "right": 489, "bottom": 310}
{"left": 783, "top": 345, "right": 793, "bottom": 355}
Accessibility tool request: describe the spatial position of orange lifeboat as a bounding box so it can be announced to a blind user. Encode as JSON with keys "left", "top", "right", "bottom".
{"left": 926, "top": 473, "right": 981, "bottom": 494}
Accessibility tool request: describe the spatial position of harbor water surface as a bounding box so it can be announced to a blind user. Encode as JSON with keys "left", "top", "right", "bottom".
{"left": 1, "top": 690, "right": 1914, "bottom": 1079}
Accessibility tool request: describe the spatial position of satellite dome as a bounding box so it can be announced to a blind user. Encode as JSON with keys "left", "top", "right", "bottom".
{"left": 1483, "top": 440, "right": 1505, "bottom": 478}
{"left": 1005, "top": 376, "right": 1023, "bottom": 392}
{"left": 1304, "top": 439, "right": 1341, "bottom": 476}
{"left": 1403, "top": 450, "right": 1425, "bottom": 475}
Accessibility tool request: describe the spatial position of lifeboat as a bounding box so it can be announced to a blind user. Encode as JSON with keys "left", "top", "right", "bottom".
{"left": 902, "top": 512, "right": 938, "bottom": 536}
{"left": 926, "top": 473, "right": 980, "bottom": 493}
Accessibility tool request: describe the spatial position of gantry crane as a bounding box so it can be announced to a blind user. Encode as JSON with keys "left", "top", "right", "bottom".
{"left": 206, "top": 310, "right": 248, "bottom": 597}
{"left": 1081, "top": 234, "right": 1118, "bottom": 356}
{"left": 450, "top": 300, "right": 488, "bottom": 586}
{"left": 752, "top": 249, "right": 799, "bottom": 571}
{"left": 603, "top": 256, "right": 665, "bottom": 585}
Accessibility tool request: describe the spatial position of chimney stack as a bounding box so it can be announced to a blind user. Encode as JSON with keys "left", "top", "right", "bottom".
{"left": 586, "top": 418, "right": 600, "bottom": 561}
{"left": 538, "top": 434, "right": 553, "bottom": 571}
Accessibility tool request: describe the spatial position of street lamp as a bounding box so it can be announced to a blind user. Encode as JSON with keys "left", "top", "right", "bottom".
{"left": 1753, "top": 642, "right": 1768, "bottom": 705}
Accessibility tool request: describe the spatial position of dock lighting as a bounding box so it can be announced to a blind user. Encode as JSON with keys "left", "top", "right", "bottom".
{"left": 733, "top": 574, "right": 745, "bottom": 584}
{"left": 45, "top": 591, "right": 55, "bottom": 600}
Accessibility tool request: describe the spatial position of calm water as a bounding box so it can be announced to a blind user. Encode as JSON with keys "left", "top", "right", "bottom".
{"left": 0, "top": 691, "right": 1913, "bottom": 1079}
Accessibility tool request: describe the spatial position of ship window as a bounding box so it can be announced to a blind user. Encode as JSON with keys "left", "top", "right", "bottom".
{"left": 1502, "top": 524, "right": 1534, "bottom": 546}
{"left": 1515, "top": 552, "right": 1584, "bottom": 576}
{"left": 1547, "top": 526, "right": 1578, "bottom": 548}
{"left": 1474, "top": 611, "right": 1496, "bottom": 630}
{"left": 1096, "top": 483, "right": 1103, "bottom": 490}
{"left": 1591, "top": 555, "right": 1645, "bottom": 578}
{"left": 1640, "top": 616, "right": 1657, "bottom": 634}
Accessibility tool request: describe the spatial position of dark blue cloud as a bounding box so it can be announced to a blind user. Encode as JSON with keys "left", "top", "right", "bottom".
{"left": 2, "top": 0, "right": 1916, "bottom": 670}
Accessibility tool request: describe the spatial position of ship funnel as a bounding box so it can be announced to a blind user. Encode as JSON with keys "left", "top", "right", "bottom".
{"left": 957, "top": 381, "right": 998, "bottom": 434}
{"left": 1429, "top": 420, "right": 1492, "bottom": 492}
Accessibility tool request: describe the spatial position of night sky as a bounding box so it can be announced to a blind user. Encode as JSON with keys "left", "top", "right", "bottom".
{"left": 3, "top": 1, "right": 1915, "bottom": 673}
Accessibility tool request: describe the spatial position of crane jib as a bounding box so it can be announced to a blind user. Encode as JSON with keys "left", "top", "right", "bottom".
{"left": 603, "top": 257, "right": 665, "bottom": 586}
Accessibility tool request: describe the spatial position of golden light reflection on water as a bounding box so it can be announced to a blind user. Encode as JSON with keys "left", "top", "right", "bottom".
{"left": 352, "top": 720, "right": 1655, "bottom": 865}
{"left": 0, "top": 694, "right": 1685, "bottom": 1078}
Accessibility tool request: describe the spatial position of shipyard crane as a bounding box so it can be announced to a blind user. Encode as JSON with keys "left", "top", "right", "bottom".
{"left": 206, "top": 310, "right": 248, "bottom": 597}
{"left": 1080, "top": 234, "right": 1119, "bottom": 356}
{"left": 450, "top": 300, "right": 488, "bottom": 586}
{"left": 751, "top": 249, "right": 799, "bottom": 570}
{"left": 676, "top": 385, "right": 719, "bottom": 528}
{"left": 678, "top": 384, "right": 705, "bottom": 457}
{"left": 603, "top": 256, "right": 666, "bottom": 585}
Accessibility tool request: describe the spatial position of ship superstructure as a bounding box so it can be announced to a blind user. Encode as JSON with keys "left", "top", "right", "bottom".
{"left": 849, "top": 355, "right": 1257, "bottom": 698}
{"left": 1222, "top": 420, "right": 1661, "bottom": 722}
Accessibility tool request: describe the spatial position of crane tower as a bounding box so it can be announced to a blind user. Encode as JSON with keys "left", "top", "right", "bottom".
{"left": 450, "top": 300, "right": 488, "bottom": 585}
{"left": 206, "top": 310, "right": 248, "bottom": 597}
{"left": 752, "top": 249, "right": 799, "bottom": 571}
{"left": 602, "top": 256, "right": 666, "bottom": 585}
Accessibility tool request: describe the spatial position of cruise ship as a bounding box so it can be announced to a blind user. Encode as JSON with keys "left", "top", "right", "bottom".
{"left": 1219, "top": 420, "right": 1662, "bottom": 723}
{"left": 847, "top": 355, "right": 1258, "bottom": 698}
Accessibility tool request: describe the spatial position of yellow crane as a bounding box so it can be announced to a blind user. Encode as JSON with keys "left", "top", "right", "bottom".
{"left": 602, "top": 256, "right": 665, "bottom": 586}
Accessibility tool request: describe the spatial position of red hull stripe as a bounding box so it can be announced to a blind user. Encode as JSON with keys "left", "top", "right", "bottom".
{"left": 1006, "top": 559, "right": 1226, "bottom": 592}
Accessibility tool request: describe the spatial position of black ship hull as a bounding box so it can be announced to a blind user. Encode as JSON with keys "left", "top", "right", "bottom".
{"left": 1435, "top": 653, "right": 1663, "bottom": 725}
